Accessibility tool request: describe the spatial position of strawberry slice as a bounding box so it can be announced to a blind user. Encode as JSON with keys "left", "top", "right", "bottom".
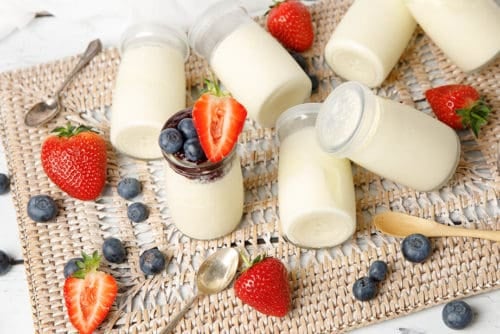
{"left": 192, "top": 79, "right": 247, "bottom": 163}
{"left": 64, "top": 251, "right": 118, "bottom": 334}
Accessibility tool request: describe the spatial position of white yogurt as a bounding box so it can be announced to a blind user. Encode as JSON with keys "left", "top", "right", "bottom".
{"left": 111, "top": 24, "right": 189, "bottom": 160}
{"left": 164, "top": 150, "right": 243, "bottom": 240}
{"left": 316, "top": 82, "right": 460, "bottom": 191}
{"left": 404, "top": 0, "right": 500, "bottom": 72}
{"left": 189, "top": 0, "right": 311, "bottom": 127}
{"left": 277, "top": 104, "right": 356, "bottom": 248}
{"left": 325, "top": 0, "right": 416, "bottom": 87}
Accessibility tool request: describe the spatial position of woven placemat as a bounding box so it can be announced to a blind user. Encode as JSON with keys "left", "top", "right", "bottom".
{"left": 0, "top": 0, "right": 499, "bottom": 333}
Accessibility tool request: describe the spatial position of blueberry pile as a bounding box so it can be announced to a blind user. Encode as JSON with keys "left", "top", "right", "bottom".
{"left": 442, "top": 300, "right": 474, "bottom": 329}
{"left": 289, "top": 51, "right": 319, "bottom": 94}
{"left": 352, "top": 260, "right": 388, "bottom": 301}
{"left": 401, "top": 233, "right": 432, "bottom": 263}
{"left": 158, "top": 108, "right": 207, "bottom": 163}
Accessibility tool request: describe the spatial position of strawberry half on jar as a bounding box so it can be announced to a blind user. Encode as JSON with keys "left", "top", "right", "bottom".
{"left": 158, "top": 79, "right": 246, "bottom": 240}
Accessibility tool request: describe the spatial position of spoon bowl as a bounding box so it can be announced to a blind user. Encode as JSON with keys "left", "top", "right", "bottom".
{"left": 24, "top": 39, "right": 102, "bottom": 127}
{"left": 373, "top": 211, "right": 500, "bottom": 242}
{"left": 161, "top": 247, "right": 239, "bottom": 333}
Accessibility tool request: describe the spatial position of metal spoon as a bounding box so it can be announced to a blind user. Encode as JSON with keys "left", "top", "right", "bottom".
{"left": 373, "top": 211, "right": 500, "bottom": 242}
{"left": 160, "top": 247, "right": 240, "bottom": 334}
{"left": 24, "top": 39, "right": 102, "bottom": 127}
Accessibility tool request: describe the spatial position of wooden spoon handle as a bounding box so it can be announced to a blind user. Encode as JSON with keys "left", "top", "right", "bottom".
{"left": 436, "top": 224, "right": 500, "bottom": 242}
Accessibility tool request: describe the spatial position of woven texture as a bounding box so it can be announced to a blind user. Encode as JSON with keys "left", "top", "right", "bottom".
{"left": 0, "top": 0, "right": 499, "bottom": 332}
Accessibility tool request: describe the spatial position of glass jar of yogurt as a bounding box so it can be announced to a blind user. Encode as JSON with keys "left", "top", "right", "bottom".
{"left": 316, "top": 81, "right": 460, "bottom": 192}
{"left": 324, "top": 0, "right": 416, "bottom": 87}
{"left": 188, "top": 0, "right": 312, "bottom": 128}
{"left": 404, "top": 0, "right": 500, "bottom": 72}
{"left": 276, "top": 103, "right": 356, "bottom": 248}
{"left": 161, "top": 110, "right": 244, "bottom": 240}
{"left": 111, "top": 23, "right": 189, "bottom": 160}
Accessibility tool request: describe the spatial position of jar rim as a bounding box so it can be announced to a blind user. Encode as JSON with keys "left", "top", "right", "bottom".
{"left": 276, "top": 103, "right": 321, "bottom": 142}
{"left": 120, "top": 22, "right": 190, "bottom": 61}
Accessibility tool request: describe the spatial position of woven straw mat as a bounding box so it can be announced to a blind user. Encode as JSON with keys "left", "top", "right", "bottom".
{"left": 0, "top": 0, "right": 499, "bottom": 333}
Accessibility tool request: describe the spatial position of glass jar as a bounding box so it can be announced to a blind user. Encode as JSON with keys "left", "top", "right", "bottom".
{"left": 161, "top": 111, "right": 244, "bottom": 240}
{"left": 316, "top": 81, "right": 460, "bottom": 191}
{"left": 324, "top": 0, "right": 416, "bottom": 87}
{"left": 276, "top": 103, "right": 356, "bottom": 248}
{"left": 111, "top": 23, "right": 189, "bottom": 160}
{"left": 404, "top": 0, "right": 500, "bottom": 72}
{"left": 188, "top": 0, "right": 312, "bottom": 128}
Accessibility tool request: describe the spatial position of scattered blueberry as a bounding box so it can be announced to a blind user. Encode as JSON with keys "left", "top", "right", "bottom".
{"left": 102, "top": 237, "right": 127, "bottom": 264}
{"left": 442, "top": 300, "right": 473, "bottom": 330}
{"left": 0, "top": 250, "right": 12, "bottom": 276}
{"left": 117, "top": 177, "right": 142, "bottom": 200}
{"left": 352, "top": 276, "right": 378, "bottom": 301}
{"left": 177, "top": 118, "right": 197, "bottom": 139}
{"left": 139, "top": 247, "right": 166, "bottom": 275}
{"left": 0, "top": 173, "right": 10, "bottom": 194}
{"left": 184, "top": 137, "right": 206, "bottom": 162}
{"left": 159, "top": 128, "right": 183, "bottom": 154}
{"left": 127, "top": 202, "right": 149, "bottom": 222}
{"left": 401, "top": 233, "right": 432, "bottom": 263}
{"left": 63, "top": 257, "right": 83, "bottom": 278}
{"left": 289, "top": 51, "right": 308, "bottom": 71}
{"left": 368, "top": 260, "right": 388, "bottom": 282}
{"left": 309, "top": 74, "right": 319, "bottom": 93}
{"left": 27, "top": 194, "right": 58, "bottom": 222}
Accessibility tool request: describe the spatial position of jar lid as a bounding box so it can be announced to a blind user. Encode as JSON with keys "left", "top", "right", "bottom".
{"left": 316, "top": 81, "right": 376, "bottom": 156}
{"left": 276, "top": 103, "right": 321, "bottom": 142}
{"left": 188, "top": 0, "right": 250, "bottom": 60}
{"left": 120, "top": 23, "right": 189, "bottom": 61}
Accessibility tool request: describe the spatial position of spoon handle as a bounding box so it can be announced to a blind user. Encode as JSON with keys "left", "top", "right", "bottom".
{"left": 54, "top": 39, "right": 102, "bottom": 96}
{"left": 436, "top": 224, "right": 500, "bottom": 242}
{"left": 160, "top": 294, "right": 200, "bottom": 334}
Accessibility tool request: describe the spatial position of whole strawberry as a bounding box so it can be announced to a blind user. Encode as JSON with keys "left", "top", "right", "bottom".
{"left": 425, "top": 84, "right": 491, "bottom": 137}
{"left": 267, "top": 0, "right": 314, "bottom": 52}
{"left": 234, "top": 254, "right": 291, "bottom": 317}
{"left": 41, "top": 123, "right": 107, "bottom": 200}
{"left": 64, "top": 251, "right": 117, "bottom": 334}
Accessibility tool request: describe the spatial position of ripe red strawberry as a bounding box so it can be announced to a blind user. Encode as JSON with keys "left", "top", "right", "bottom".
{"left": 41, "top": 123, "right": 107, "bottom": 200}
{"left": 192, "top": 79, "right": 247, "bottom": 163}
{"left": 425, "top": 84, "right": 491, "bottom": 137}
{"left": 266, "top": 0, "right": 314, "bottom": 52}
{"left": 234, "top": 254, "right": 291, "bottom": 317}
{"left": 64, "top": 251, "right": 118, "bottom": 334}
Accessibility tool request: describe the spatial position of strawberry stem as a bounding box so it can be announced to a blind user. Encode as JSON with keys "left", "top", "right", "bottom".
{"left": 456, "top": 98, "right": 491, "bottom": 138}
{"left": 51, "top": 122, "right": 97, "bottom": 138}
{"left": 203, "top": 77, "right": 229, "bottom": 98}
{"left": 239, "top": 252, "right": 264, "bottom": 272}
{"left": 72, "top": 251, "right": 101, "bottom": 279}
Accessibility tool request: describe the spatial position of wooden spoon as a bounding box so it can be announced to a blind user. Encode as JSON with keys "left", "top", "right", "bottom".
{"left": 373, "top": 211, "right": 500, "bottom": 242}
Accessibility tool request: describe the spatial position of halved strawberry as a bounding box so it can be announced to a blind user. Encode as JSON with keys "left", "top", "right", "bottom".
{"left": 192, "top": 79, "right": 247, "bottom": 163}
{"left": 64, "top": 251, "right": 118, "bottom": 334}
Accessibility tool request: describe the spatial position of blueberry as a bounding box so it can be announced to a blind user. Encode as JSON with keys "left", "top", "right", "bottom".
{"left": 159, "top": 128, "right": 183, "bottom": 154}
{"left": 289, "top": 51, "right": 308, "bottom": 71}
{"left": 0, "top": 250, "right": 12, "bottom": 276}
{"left": 139, "top": 247, "right": 166, "bottom": 275}
{"left": 127, "top": 202, "right": 149, "bottom": 222}
{"left": 368, "top": 260, "right": 388, "bottom": 282}
{"left": 27, "top": 195, "right": 58, "bottom": 222}
{"left": 102, "top": 237, "right": 127, "bottom": 264}
{"left": 117, "top": 177, "right": 141, "bottom": 200}
{"left": 309, "top": 74, "right": 319, "bottom": 93}
{"left": 352, "top": 276, "right": 378, "bottom": 301}
{"left": 184, "top": 137, "right": 206, "bottom": 162}
{"left": 0, "top": 173, "right": 10, "bottom": 194}
{"left": 401, "top": 233, "right": 432, "bottom": 263}
{"left": 64, "top": 257, "right": 83, "bottom": 278}
{"left": 442, "top": 300, "right": 473, "bottom": 330}
{"left": 177, "top": 118, "right": 197, "bottom": 139}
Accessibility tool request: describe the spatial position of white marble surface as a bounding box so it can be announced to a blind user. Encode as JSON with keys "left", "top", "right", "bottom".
{"left": 0, "top": 1, "right": 499, "bottom": 333}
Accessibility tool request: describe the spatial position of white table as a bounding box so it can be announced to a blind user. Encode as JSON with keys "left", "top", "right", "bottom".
{"left": 0, "top": 3, "right": 499, "bottom": 333}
